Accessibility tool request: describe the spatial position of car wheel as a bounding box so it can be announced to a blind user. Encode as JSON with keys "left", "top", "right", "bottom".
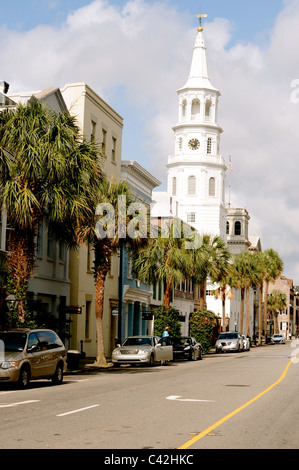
{"left": 149, "top": 354, "right": 155, "bottom": 366}
{"left": 52, "top": 363, "right": 64, "bottom": 385}
{"left": 198, "top": 349, "right": 203, "bottom": 360}
{"left": 18, "top": 366, "right": 30, "bottom": 389}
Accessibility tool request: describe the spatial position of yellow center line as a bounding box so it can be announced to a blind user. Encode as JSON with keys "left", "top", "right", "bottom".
{"left": 178, "top": 356, "right": 296, "bottom": 450}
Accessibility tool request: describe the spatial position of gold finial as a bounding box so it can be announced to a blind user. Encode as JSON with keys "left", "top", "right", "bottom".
{"left": 196, "top": 13, "right": 207, "bottom": 32}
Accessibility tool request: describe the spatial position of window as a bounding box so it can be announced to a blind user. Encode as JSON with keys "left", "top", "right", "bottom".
{"left": 37, "top": 222, "right": 43, "bottom": 257}
{"left": 187, "top": 213, "right": 196, "bottom": 224}
{"left": 182, "top": 100, "right": 187, "bottom": 118}
{"left": 85, "top": 301, "right": 91, "bottom": 339}
{"left": 101, "top": 128, "right": 107, "bottom": 154}
{"left": 235, "top": 221, "right": 241, "bottom": 236}
{"left": 47, "top": 231, "right": 55, "bottom": 259}
{"left": 226, "top": 221, "right": 229, "bottom": 235}
{"left": 188, "top": 175, "right": 196, "bottom": 196}
{"left": 209, "top": 177, "right": 215, "bottom": 197}
{"left": 207, "top": 137, "right": 212, "bottom": 154}
{"left": 191, "top": 99, "right": 200, "bottom": 119}
{"left": 172, "top": 177, "right": 177, "bottom": 196}
{"left": 205, "top": 100, "right": 212, "bottom": 118}
{"left": 178, "top": 137, "right": 183, "bottom": 151}
{"left": 91, "top": 121, "right": 96, "bottom": 143}
{"left": 112, "top": 137, "right": 116, "bottom": 162}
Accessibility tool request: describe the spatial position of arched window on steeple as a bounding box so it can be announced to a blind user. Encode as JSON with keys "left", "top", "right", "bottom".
{"left": 209, "top": 177, "right": 215, "bottom": 197}
{"left": 234, "top": 221, "right": 241, "bottom": 236}
{"left": 181, "top": 100, "right": 187, "bottom": 120}
{"left": 226, "top": 221, "right": 229, "bottom": 235}
{"left": 191, "top": 99, "right": 200, "bottom": 120}
{"left": 205, "top": 99, "right": 212, "bottom": 119}
{"left": 172, "top": 177, "right": 177, "bottom": 196}
{"left": 188, "top": 176, "right": 196, "bottom": 195}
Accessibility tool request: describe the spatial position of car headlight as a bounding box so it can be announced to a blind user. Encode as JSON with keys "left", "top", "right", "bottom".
{"left": 112, "top": 349, "right": 121, "bottom": 355}
{"left": 1, "top": 361, "right": 18, "bottom": 369}
{"left": 184, "top": 346, "right": 191, "bottom": 351}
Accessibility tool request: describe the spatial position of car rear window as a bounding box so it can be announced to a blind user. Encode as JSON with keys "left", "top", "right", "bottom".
{"left": 35, "top": 330, "right": 63, "bottom": 349}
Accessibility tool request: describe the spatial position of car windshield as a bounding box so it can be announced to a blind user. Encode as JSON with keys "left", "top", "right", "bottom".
{"left": 218, "top": 333, "right": 238, "bottom": 339}
{"left": 172, "top": 337, "right": 191, "bottom": 346}
{"left": 122, "top": 337, "right": 153, "bottom": 346}
{"left": 0, "top": 332, "right": 27, "bottom": 352}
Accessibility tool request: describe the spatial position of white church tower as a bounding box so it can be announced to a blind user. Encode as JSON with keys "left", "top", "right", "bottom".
{"left": 167, "top": 17, "right": 227, "bottom": 239}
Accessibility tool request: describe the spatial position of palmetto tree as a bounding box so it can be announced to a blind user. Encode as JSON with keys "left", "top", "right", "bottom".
{"left": 189, "top": 234, "right": 231, "bottom": 313}
{"left": 86, "top": 178, "right": 138, "bottom": 366}
{"left": 133, "top": 221, "right": 188, "bottom": 309}
{"left": 267, "top": 289, "right": 287, "bottom": 335}
{"left": 263, "top": 249, "right": 283, "bottom": 341}
{"left": 0, "top": 98, "right": 101, "bottom": 324}
{"left": 229, "top": 251, "right": 260, "bottom": 336}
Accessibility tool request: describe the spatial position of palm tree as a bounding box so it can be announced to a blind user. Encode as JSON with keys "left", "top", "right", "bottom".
{"left": 229, "top": 251, "right": 260, "bottom": 336}
{"left": 267, "top": 289, "right": 287, "bottom": 335}
{"left": 263, "top": 249, "right": 283, "bottom": 341}
{"left": 188, "top": 234, "right": 230, "bottom": 312}
{"left": 0, "top": 98, "right": 101, "bottom": 324}
{"left": 133, "top": 220, "right": 188, "bottom": 309}
{"left": 88, "top": 178, "right": 139, "bottom": 366}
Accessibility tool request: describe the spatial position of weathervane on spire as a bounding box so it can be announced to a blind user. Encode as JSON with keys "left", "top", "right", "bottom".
{"left": 196, "top": 13, "right": 207, "bottom": 32}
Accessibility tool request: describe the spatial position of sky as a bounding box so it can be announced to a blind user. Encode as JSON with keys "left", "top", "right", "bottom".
{"left": 1, "top": 0, "right": 299, "bottom": 284}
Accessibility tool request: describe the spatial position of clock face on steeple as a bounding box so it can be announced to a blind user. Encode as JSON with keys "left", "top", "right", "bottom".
{"left": 188, "top": 138, "right": 200, "bottom": 150}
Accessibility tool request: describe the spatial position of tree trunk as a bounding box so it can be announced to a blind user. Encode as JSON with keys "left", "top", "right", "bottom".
{"left": 7, "top": 228, "right": 36, "bottom": 325}
{"left": 240, "top": 288, "right": 245, "bottom": 334}
{"left": 221, "top": 286, "right": 226, "bottom": 332}
{"left": 163, "top": 278, "right": 173, "bottom": 309}
{"left": 94, "top": 269, "right": 108, "bottom": 365}
{"left": 263, "top": 281, "right": 269, "bottom": 343}
{"left": 258, "top": 284, "right": 263, "bottom": 345}
{"left": 246, "top": 286, "right": 250, "bottom": 337}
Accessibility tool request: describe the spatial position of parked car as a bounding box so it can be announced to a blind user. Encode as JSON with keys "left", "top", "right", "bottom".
{"left": 215, "top": 331, "right": 244, "bottom": 353}
{"left": 242, "top": 335, "right": 250, "bottom": 351}
{"left": 112, "top": 335, "right": 173, "bottom": 366}
{"left": 172, "top": 336, "right": 202, "bottom": 361}
{"left": 0, "top": 328, "right": 67, "bottom": 388}
{"left": 270, "top": 334, "right": 285, "bottom": 344}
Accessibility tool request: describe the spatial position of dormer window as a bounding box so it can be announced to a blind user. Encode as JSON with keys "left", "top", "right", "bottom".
{"left": 188, "top": 175, "right": 196, "bottom": 195}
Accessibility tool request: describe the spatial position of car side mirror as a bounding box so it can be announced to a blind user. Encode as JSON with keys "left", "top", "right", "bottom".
{"left": 27, "top": 344, "right": 38, "bottom": 353}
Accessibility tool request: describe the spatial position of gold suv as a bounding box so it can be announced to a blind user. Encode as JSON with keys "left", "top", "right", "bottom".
{"left": 0, "top": 329, "right": 67, "bottom": 388}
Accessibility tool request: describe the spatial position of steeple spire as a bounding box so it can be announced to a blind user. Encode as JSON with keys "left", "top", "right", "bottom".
{"left": 180, "top": 14, "right": 218, "bottom": 93}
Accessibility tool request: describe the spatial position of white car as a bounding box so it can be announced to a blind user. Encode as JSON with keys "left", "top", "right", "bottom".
{"left": 271, "top": 334, "right": 285, "bottom": 344}
{"left": 215, "top": 332, "right": 244, "bottom": 353}
{"left": 242, "top": 335, "right": 250, "bottom": 351}
{"left": 112, "top": 335, "right": 173, "bottom": 366}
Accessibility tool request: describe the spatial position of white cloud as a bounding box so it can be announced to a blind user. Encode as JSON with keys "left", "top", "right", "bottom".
{"left": 1, "top": 0, "right": 299, "bottom": 281}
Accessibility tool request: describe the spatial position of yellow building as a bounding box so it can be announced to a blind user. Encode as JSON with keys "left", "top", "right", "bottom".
{"left": 61, "top": 83, "right": 123, "bottom": 358}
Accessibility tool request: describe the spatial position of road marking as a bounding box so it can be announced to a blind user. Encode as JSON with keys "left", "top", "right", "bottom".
{"left": 56, "top": 404, "right": 100, "bottom": 417}
{"left": 167, "top": 395, "right": 215, "bottom": 403}
{"left": 0, "top": 400, "right": 40, "bottom": 408}
{"left": 178, "top": 355, "right": 296, "bottom": 449}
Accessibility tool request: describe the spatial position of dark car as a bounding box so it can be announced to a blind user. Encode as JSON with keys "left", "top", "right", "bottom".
{"left": 171, "top": 336, "right": 202, "bottom": 361}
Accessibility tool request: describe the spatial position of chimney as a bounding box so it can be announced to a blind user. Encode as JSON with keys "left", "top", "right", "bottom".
{"left": 0, "top": 81, "right": 9, "bottom": 94}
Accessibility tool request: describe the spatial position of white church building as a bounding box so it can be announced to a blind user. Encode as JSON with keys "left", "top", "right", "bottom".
{"left": 151, "top": 19, "right": 261, "bottom": 335}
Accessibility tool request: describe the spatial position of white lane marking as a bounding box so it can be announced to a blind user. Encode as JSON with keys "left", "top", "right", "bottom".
{"left": 167, "top": 395, "right": 216, "bottom": 402}
{"left": 56, "top": 404, "right": 100, "bottom": 417}
{"left": 0, "top": 400, "right": 40, "bottom": 408}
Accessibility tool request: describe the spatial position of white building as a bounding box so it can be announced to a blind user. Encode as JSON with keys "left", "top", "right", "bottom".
{"left": 166, "top": 24, "right": 227, "bottom": 238}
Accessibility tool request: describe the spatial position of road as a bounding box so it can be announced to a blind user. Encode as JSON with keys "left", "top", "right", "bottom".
{"left": 0, "top": 342, "right": 298, "bottom": 452}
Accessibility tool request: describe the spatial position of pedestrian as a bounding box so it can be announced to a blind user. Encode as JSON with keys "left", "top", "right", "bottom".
{"left": 162, "top": 326, "right": 170, "bottom": 338}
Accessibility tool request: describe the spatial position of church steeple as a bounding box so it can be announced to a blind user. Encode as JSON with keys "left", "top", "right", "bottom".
{"left": 180, "top": 18, "right": 218, "bottom": 93}
{"left": 167, "top": 16, "right": 227, "bottom": 239}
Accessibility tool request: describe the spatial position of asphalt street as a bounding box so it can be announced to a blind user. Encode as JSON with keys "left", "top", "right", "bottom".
{"left": 0, "top": 342, "right": 298, "bottom": 451}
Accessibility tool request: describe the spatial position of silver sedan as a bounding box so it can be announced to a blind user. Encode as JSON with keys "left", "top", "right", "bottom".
{"left": 112, "top": 335, "right": 173, "bottom": 366}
